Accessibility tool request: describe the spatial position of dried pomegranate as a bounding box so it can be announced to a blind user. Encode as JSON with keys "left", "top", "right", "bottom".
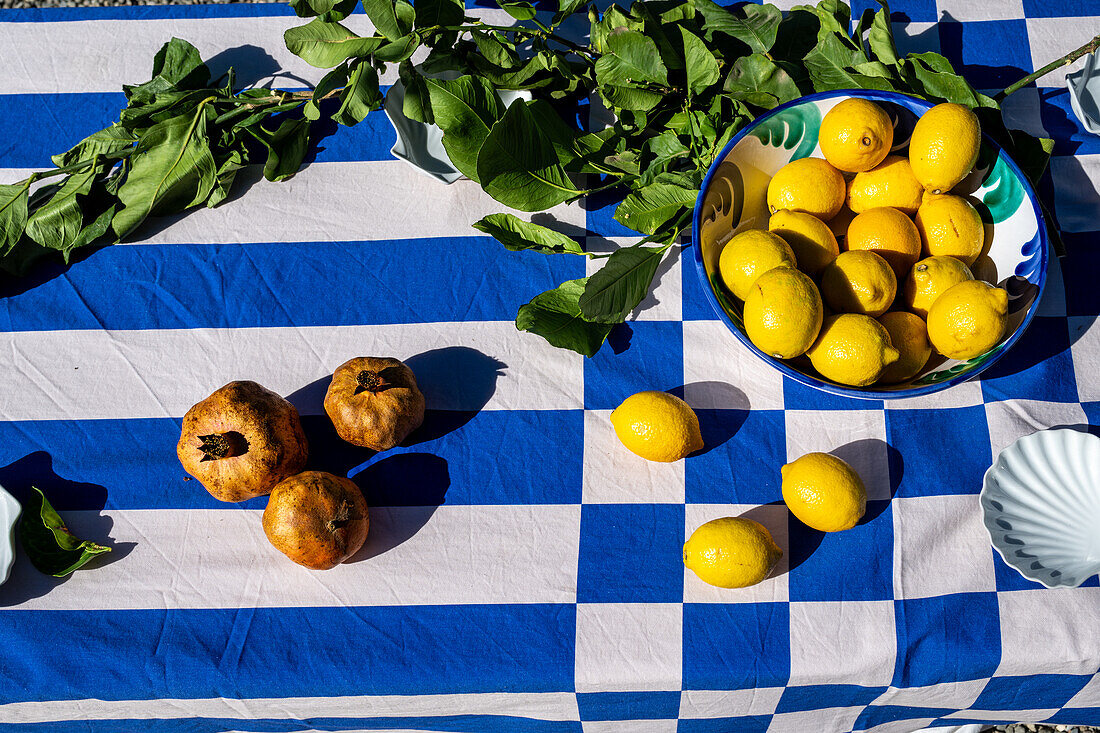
{"left": 177, "top": 381, "right": 308, "bottom": 502}
{"left": 262, "top": 471, "right": 369, "bottom": 569}
{"left": 323, "top": 356, "right": 425, "bottom": 450}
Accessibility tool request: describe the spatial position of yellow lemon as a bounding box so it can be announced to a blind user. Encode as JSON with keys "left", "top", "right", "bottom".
{"left": 877, "top": 311, "right": 932, "bottom": 384}
{"left": 827, "top": 205, "right": 857, "bottom": 245}
{"left": 819, "top": 98, "right": 894, "bottom": 173}
{"left": 610, "top": 391, "right": 704, "bottom": 462}
{"left": 846, "top": 155, "right": 925, "bottom": 214}
{"left": 909, "top": 102, "right": 981, "bottom": 194}
{"left": 767, "top": 157, "right": 846, "bottom": 220}
{"left": 781, "top": 452, "right": 867, "bottom": 532}
{"left": 683, "top": 517, "right": 783, "bottom": 588}
{"left": 807, "top": 313, "right": 900, "bottom": 386}
{"left": 926, "top": 280, "right": 1008, "bottom": 360}
{"left": 718, "top": 229, "right": 797, "bottom": 300}
{"left": 820, "top": 250, "right": 897, "bottom": 317}
{"left": 915, "top": 194, "right": 985, "bottom": 266}
{"left": 846, "top": 206, "right": 922, "bottom": 281}
{"left": 768, "top": 210, "right": 840, "bottom": 275}
{"left": 743, "top": 267, "right": 824, "bottom": 359}
{"left": 903, "top": 255, "right": 974, "bottom": 319}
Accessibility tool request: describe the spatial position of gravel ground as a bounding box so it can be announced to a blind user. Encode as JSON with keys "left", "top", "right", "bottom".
{"left": 994, "top": 721, "right": 1095, "bottom": 726}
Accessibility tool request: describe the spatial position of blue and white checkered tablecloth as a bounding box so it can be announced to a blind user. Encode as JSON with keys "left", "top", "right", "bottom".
{"left": 0, "top": 0, "right": 1098, "bottom": 731}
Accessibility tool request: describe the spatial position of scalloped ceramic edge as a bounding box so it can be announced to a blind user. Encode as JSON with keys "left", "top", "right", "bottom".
{"left": 1067, "top": 49, "right": 1100, "bottom": 135}
{"left": 981, "top": 428, "right": 1100, "bottom": 589}
{"left": 0, "top": 483, "right": 20, "bottom": 586}
{"left": 383, "top": 75, "right": 532, "bottom": 184}
{"left": 692, "top": 89, "right": 1049, "bottom": 400}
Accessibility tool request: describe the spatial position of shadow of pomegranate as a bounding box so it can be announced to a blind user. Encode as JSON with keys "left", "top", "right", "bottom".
{"left": 345, "top": 453, "right": 450, "bottom": 563}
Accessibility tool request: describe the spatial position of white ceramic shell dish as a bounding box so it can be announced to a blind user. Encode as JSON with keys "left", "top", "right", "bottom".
{"left": 383, "top": 72, "right": 532, "bottom": 184}
{"left": 1067, "top": 49, "right": 1100, "bottom": 135}
{"left": 0, "top": 482, "right": 20, "bottom": 586}
{"left": 981, "top": 428, "right": 1100, "bottom": 588}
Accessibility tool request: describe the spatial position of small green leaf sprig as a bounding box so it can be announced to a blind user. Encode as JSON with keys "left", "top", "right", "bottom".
{"left": 19, "top": 487, "right": 111, "bottom": 577}
{"left": 0, "top": 38, "right": 339, "bottom": 277}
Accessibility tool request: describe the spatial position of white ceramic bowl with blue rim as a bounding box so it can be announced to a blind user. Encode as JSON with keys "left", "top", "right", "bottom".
{"left": 692, "top": 89, "right": 1049, "bottom": 400}
{"left": 981, "top": 428, "right": 1100, "bottom": 588}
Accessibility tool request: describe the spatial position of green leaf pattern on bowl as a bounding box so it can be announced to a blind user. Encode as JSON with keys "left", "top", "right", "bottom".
{"left": 910, "top": 347, "right": 999, "bottom": 385}
{"left": 978, "top": 149, "right": 1025, "bottom": 225}
{"left": 748, "top": 104, "right": 821, "bottom": 161}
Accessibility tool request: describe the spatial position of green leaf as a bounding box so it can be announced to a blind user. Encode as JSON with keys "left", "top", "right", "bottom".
{"left": 590, "top": 5, "right": 644, "bottom": 55}
{"left": 477, "top": 101, "right": 579, "bottom": 211}
{"left": 473, "top": 30, "right": 520, "bottom": 69}
{"left": 25, "top": 164, "right": 100, "bottom": 253}
{"left": 497, "top": 0, "right": 536, "bottom": 19}
{"left": 579, "top": 244, "right": 664, "bottom": 322}
{"left": 51, "top": 124, "right": 137, "bottom": 168}
{"left": 473, "top": 212, "right": 586, "bottom": 255}
{"left": 208, "top": 148, "right": 247, "bottom": 208}
{"left": 398, "top": 61, "right": 433, "bottom": 124}
{"left": 374, "top": 34, "right": 419, "bottom": 62}
{"left": 120, "top": 89, "right": 215, "bottom": 133}
{"left": 334, "top": 60, "right": 383, "bottom": 125}
{"left": 600, "top": 84, "right": 663, "bottom": 112}
{"left": 1008, "top": 130, "right": 1055, "bottom": 186}
{"left": 289, "top": 0, "right": 358, "bottom": 20}
{"left": 427, "top": 75, "right": 504, "bottom": 182}
{"left": 70, "top": 203, "right": 117, "bottom": 250}
{"left": 613, "top": 181, "right": 696, "bottom": 235}
{"left": 526, "top": 100, "right": 620, "bottom": 174}
{"left": 19, "top": 487, "right": 111, "bottom": 578}
{"left": 283, "top": 19, "right": 385, "bottom": 69}
{"left": 305, "top": 63, "right": 350, "bottom": 120}
{"left": 248, "top": 118, "right": 312, "bottom": 182}
{"left": 552, "top": 0, "right": 588, "bottom": 27}
{"left": 696, "top": 0, "right": 781, "bottom": 55}
{"left": 123, "top": 38, "right": 210, "bottom": 104}
{"left": 594, "top": 30, "right": 668, "bottom": 87}
{"left": 363, "top": 0, "right": 414, "bottom": 40}
{"left": 868, "top": 3, "right": 899, "bottom": 67}
{"left": 804, "top": 33, "right": 894, "bottom": 92}
{"left": 680, "top": 27, "right": 720, "bottom": 97}
{"left": 516, "top": 278, "right": 615, "bottom": 357}
{"left": 0, "top": 183, "right": 29, "bottom": 257}
{"left": 903, "top": 53, "right": 980, "bottom": 106}
{"left": 853, "top": 7, "right": 875, "bottom": 54}
{"left": 723, "top": 53, "right": 802, "bottom": 109}
{"left": 801, "top": 0, "right": 857, "bottom": 49}
{"left": 414, "top": 0, "right": 465, "bottom": 29}
{"left": 111, "top": 104, "right": 218, "bottom": 239}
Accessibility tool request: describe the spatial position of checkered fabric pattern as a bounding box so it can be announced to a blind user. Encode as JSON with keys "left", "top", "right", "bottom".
{"left": 0, "top": 1, "right": 1098, "bottom": 731}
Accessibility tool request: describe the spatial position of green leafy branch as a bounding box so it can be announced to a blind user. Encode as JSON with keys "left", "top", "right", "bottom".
{"left": 0, "top": 38, "right": 347, "bottom": 277}
{"left": 0, "top": 0, "right": 1084, "bottom": 359}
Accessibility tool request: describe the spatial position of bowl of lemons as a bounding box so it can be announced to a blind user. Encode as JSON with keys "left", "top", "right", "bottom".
{"left": 692, "top": 90, "right": 1048, "bottom": 399}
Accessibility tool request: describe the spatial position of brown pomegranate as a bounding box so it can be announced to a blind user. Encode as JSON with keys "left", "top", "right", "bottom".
{"left": 177, "top": 381, "right": 308, "bottom": 503}
{"left": 323, "top": 356, "right": 426, "bottom": 450}
{"left": 262, "top": 471, "right": 369, "bottom": 569}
